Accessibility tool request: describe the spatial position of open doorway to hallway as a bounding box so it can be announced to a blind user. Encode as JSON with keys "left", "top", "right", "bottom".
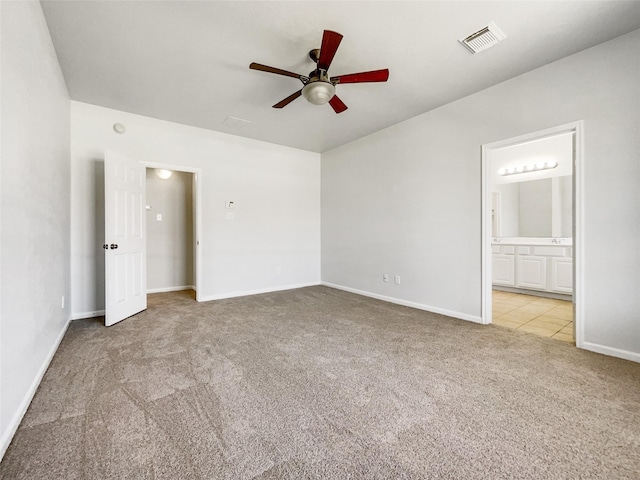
{"left": 146, "top": 167, "right": 197, "bottom": 298}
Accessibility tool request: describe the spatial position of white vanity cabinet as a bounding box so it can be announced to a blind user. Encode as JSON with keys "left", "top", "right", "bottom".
{"left": 492, "top": 245, "right": 515, "bottom": 286}
{"left": 492, "top": 242, "right": 572, "bottom": 295}
{"left": 550, "top": 257, "right": 573, "bottom": 293}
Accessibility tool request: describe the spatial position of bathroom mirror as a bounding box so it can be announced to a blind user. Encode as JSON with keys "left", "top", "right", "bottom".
{"left": 492, "top": 175, "right": 572, "bottom": 238}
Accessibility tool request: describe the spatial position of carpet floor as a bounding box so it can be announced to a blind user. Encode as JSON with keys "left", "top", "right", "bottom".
{"left": 1, "top": 286, "right": 639, "bottom": 479}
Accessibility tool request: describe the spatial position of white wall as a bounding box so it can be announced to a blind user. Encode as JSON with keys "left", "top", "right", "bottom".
{"left": 0, "top": 1, "right": 71, "bottom": 457}
{"left": 146, "top": 169, "right": 194, "bottom": 292}
{"left": 322, "top": 29, "right": 640, "bottom": 360}
{"left": 70, "top": 102, "right": 320, "bottom": 317}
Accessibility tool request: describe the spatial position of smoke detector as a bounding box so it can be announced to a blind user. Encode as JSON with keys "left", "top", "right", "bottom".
{"left": 459, "top": 21, "right": 506, "bottom": 54}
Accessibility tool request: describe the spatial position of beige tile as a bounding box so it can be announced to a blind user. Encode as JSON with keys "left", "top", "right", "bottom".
{"left": 532, "top": 314, "right": 570, "bottom": 330}
{"left": 529, "top": 298, "right": 564, "bottom": 307}
{"left": 493, "top": 306, "right": 516, "bottom": 316}
{"left": 502, "top": 298, "right": 531, "bottom": 307}
{"left": 532, "top": 315, "right": 571, "bottom": 328}
{"left": 545, "top": 308, "right": 574, "bottom": 321}
{"left": 513, "top": 303, "right": 555, "bottom": 315}
{"left": 492, "top": 317, "right": 523, "bottom": 329}
{"left": 560, "top": 324, "right": 574, "bottom": 335}
{"left": 552, "top": 332, "right": 574, "bottom": 343}
{"left": 501, "top": 296, "right": 534, "bottom": 306}
{"left": 516, "top": 323, "right": 557, "bottom": 337}
{"left": 551, "top": 302, "right": 574, "bottom": 311}
{"left": 496, "top": 310, "right": 537, "bottom": 324}
{"left": 523, "top": 318, "right": 566, "bottom": 331}
{"left": 492, "top": 300, "right": 514, "bottom": 308}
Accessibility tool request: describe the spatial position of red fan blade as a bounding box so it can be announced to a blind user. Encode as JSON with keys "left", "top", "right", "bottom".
{"left": 329, "top": 95, "right": 348, "bottom": 114}
{"left": 250, "top": 62, "right": 303, "bottom": 80}
{"left": 331, "top": 69, "right": 389, "bottom": 84}
{"left": 317, "top": 30, "right": 343, "bottom": 70}
{"left": 273, "top": 89, "right": 302, "bottom": 109}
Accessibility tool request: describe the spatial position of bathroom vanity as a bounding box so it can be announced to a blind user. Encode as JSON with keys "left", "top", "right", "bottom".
{"left": 492, "top": 237, "right": 572, "bottom": 298}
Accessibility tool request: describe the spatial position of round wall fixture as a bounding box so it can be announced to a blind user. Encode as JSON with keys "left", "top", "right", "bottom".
{"left": 156, "top": 169, "right": 173, "bottom": 180}
{"left": 113, "top": 123, "right": 126, "bottom": 134}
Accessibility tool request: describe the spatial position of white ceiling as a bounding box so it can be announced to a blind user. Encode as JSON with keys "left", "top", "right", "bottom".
{"left": 41, "top": 1, "right": 640, "bottom": 153}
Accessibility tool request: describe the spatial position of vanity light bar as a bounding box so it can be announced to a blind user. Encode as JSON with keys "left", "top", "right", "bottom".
{"left": 498, "top": 161, "right": 558, "bottom": 176}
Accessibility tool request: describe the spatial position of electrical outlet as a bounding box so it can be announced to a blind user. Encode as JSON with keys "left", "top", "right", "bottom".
{"left": 394, "top": 275, "right": 401, "bottom": 285}
{"left": 383, "top": 273, "right": 389, "bottom": 283}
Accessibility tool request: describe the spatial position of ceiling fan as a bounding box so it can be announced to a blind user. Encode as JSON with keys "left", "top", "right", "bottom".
{"left": 250, "top": 30, "right": 389, "bottom": 114}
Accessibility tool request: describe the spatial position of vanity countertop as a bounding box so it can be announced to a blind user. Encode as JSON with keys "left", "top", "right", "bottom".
{"left": 492, "top": 237, "right": 573, "bottom": 246}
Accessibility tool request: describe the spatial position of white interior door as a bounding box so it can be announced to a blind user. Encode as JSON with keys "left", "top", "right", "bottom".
{"left": 104, "top": 151, "right": 147, "bottom": 326}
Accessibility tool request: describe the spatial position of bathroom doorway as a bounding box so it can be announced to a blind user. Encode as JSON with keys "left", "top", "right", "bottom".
{"left": 481, "top": 122, "right": 584, "bottom": 347}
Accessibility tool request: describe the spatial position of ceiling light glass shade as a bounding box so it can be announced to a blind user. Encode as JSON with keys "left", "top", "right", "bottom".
{"left": 156, "top": 169, "right": 173, "bottom": 180}
{"left": 302, "top": 82, "right": 336, "bottom": 105}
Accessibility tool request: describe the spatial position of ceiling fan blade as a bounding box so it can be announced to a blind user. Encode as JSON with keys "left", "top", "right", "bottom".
{"left": 329, "top": 95, "right": 348, "bottom": 114}
{"left": 331, "top": 69, "right": 389, "bottom": 84}
{"left": 250, "top": 62, "right": 303, "bottom": 80}
{"left": 317, "top": 30, "right": 343, "bottom": 70}
{"left": 273, "top": 89, "right": 302, "bottom": 109}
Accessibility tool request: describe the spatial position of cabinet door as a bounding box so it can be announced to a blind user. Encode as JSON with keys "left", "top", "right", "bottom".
{"left": 551, "top": 257, "right": 573, "bottom": 293}
{"left": 517, "top": 255, "right": 547, "bottom": 290}
{"left": 493, "top": 254, "right": 515, "bottom": 286}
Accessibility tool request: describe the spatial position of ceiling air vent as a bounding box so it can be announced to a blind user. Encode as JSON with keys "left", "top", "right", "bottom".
{"left": 459, "top": 21, "right": 506, "bottom": 54}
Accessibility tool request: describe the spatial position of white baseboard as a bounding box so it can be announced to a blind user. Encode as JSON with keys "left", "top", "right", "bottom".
{"left": 321, "top": 282, "right": 483, "bottom": 324}
{"left": 580, "top": 341, "right": 640, "bottom": 363}
{"left": 198, "top": 282, "right": 321, "bottom": 302}
{"left": 0, "top": 318, "right": 71, "bottom": 461}
{"left": 147, "top": 285, "right": 195, "bottom": 294}
{"left": 70, "top": 309, "right": 105, "bottom": 321}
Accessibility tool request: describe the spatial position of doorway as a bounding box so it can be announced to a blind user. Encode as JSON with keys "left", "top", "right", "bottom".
{"left": 481, "top": 122, "right": 584, "bottom": 347}
{"left": 143, "top": 162, "right": 202, "bottom": 302}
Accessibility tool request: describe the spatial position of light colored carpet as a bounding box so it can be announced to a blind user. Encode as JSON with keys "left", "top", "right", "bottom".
{"left": 1, "top": 286, "right": 639, "bottom": 479}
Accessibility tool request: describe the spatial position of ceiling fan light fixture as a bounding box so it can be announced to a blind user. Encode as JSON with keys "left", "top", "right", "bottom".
{"left": 302, "top": 82, "right": 335, "bottom": 105}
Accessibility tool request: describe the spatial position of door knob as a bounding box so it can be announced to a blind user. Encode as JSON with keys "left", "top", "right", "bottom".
{"left": 110, "top": 244, "right": 118, "bottom": 249}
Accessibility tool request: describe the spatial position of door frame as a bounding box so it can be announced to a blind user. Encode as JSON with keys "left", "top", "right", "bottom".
{"left": 142, "top": 161, "right": 203, "bottom": 302}
{"left": 481, "top": 121, "right": 584, "bottom": 348}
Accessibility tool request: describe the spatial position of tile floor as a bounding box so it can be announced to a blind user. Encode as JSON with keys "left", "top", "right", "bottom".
{"left": 492, "top": 290, "right": 574, "bottom": 343}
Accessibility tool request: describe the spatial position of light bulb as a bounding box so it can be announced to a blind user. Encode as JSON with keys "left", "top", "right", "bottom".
{"left": 156, "top": 169, "right": 172, "bottom": 180}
